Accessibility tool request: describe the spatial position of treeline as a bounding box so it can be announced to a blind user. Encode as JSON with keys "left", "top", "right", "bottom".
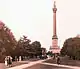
{"left": 0, "top": 21, "right": 44, "bottom": 62}
{"left": 61, "top": 37, "right": 80, "bottom": 60}
{"left": 13, "top": 36, "right": 42, "bottom": 60}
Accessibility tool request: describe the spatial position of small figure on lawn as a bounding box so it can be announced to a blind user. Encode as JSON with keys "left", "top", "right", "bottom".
{"left": 8, "top": 56, "right": 12, "bottom": 67}
{"left": 56, "top": 56, "right": 60, "bottom": 65}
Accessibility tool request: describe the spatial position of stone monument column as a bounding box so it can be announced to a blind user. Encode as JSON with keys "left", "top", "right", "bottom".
{"left": 50, "top": 1, "right": 60, "bottom": 54}
{"left": 53, "top": 1, "right": 57, "bottom": 36}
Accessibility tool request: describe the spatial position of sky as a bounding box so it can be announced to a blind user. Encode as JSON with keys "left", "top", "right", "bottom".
{"left": 0, "top": 0, "right": 80, "bottom": 50}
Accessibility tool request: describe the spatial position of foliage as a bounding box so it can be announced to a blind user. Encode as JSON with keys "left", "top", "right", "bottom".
{"left": 0, "top": 21, "right": 46, "bottom": 61}
{"left": 47, "top": 51, "right": 53, "bottom": 57}
{"left": 15, "top": 35, "right": 42, "bottom": 58}
{"left": 15, "top": 35, "right": 31, "bottom": 56}
{"left": 31, "top": 41, "right": 42, "bottom": 56}
{"left": 0, "top": 21, "right": 17, "bottom": 62}
{"left": 61, "top": 37, "right": 80, "bottom": 60}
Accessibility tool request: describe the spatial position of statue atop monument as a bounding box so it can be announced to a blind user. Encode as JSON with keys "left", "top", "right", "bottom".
{"left": 54, "top": 1, "right": 56, "bottom": 8}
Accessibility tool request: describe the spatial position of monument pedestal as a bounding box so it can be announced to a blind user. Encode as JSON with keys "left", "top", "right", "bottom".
{"left": 51, "top": 36, "right": 60, "bottom": 54}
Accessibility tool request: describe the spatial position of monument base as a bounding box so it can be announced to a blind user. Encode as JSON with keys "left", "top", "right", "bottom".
{"left": 52, "top": 48, "right": 60, "bottom": 54}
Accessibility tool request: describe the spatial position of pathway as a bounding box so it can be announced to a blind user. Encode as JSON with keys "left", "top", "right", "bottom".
{"left": 7, "top": 57, "right": 80, "bottom": 69}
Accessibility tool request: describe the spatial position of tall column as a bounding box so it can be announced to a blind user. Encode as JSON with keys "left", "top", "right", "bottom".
{"left": 53, "top": 1, "right": 57, "bottom": 38}
{"left": 50, "top": 1, "right": 60, "bottom": 54}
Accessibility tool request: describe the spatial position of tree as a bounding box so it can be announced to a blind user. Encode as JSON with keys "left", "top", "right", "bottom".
{"left": 61, "top": 37, "right": 80, "bottom": 60}
{"left": 0, "top": 21, "right": 17, "bottom": 63}
{"left": 15, "top": 35, "right": 31, "bottom": 57}
{"left": 31, "top": 41, "right": 42, "bottom": 57}
{"left": 47, "top": 51, "right": 53, "bottom": 57}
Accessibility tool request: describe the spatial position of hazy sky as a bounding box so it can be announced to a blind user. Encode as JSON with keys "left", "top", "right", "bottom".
{"left": 0, "top": 0, "right": 80, "bottom": 50}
